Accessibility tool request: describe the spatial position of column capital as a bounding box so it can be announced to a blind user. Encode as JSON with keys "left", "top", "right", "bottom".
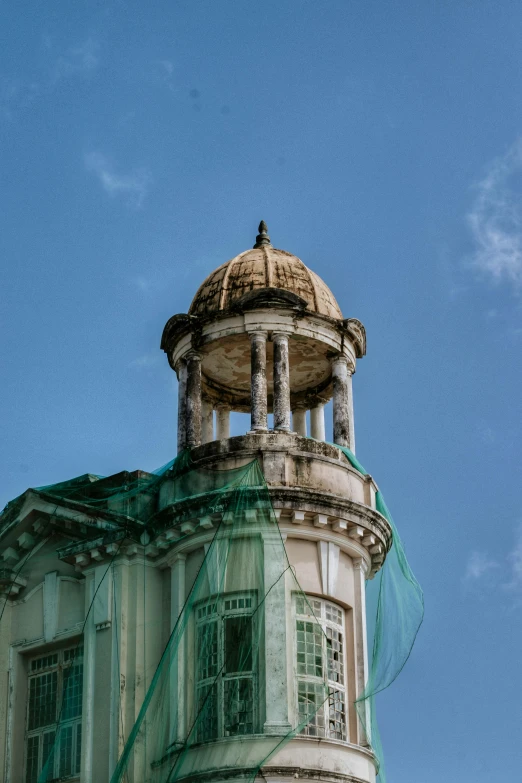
{"left": 185, "top": 349, "right": 202, "bottom": 361}
{"left": 353, "top": 556, "right": 370, "bottom": 576}
{"left": 331, "top": 353, "right": 355, "bottom": 373}
{"left": 215, "top": 402, "right": 231, "bottom": 411}
{"left": 166, "top": 550, "right": 187, "bottom": 568}
{"left": 249, "top": 329, "right": 267, "bottom": 342}
{"left": 174, "top": 357, "right": 187, "bottom": 376}
{"left": 272, "top": 330, "right": 291, "bottom": 341}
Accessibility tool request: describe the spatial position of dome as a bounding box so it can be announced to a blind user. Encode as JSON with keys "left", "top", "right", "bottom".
{"left": 189, "top": 223, "right": 343, "bottom": 320}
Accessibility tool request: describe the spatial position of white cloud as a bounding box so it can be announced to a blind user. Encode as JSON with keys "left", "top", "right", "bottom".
{"left": 467, "top": 139, "right": 522, "bottom": 290}
{"left": 130, "top": 275, "right": 153, "bottom": 292}
{"left": 160, "top": 60, "right": 174, "bottom": 75}
{"left": 463, "top": 551, "right": 499, "bottom": 583}
{"left": 156, "top": 59, "right": 178, "bottom": 93}
{"left": 504, "top": 524, "right": 522, "bottom": 594}
{"left": 84, "top": 152, "right": 152, "bottom": 208}
{"left": 1, "top": 37, "right": 99, "bottom": 121}
{"left": 51, "top": 38, "right": 100, "bottom": 83}
{"left": 128, "top": 353, "right": 161, "bottom": 370}
{"left": 463, "top": 528, "right": 522, "bottom": 608}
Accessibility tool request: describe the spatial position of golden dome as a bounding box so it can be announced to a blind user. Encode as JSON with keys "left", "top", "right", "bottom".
{"left": 189, "top": 224, "right": 343, "bottom": 319}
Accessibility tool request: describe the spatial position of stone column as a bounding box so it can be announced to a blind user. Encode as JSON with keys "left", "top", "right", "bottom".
{"left": 347, "top": 366, "right": 356, "bottom": 454}
{"left": 292, "top": 405, "right": 307, "bottom": 436}
{"left": 170, "top": 553, "right": 187, "bottom": 744}
{"left": 185, "top": 351, "right": 202, "bottom": 447}
{"left": 310, "top": 403, "right": 326, "bottom": 441}
{"left": 250, "top": 331, "right": 268, "bottom": 431}
{"left": 273, "top": 332, "right": 291, "bottom": 431}
{"left": 176, "top": 360, "right": 188, "bottom": 453}
{"left": 201, "top": 399, "right": 214, "bottom": 444}
{"left": 331, "top": 355, "right": 352, "bottom": 449}
{"left": 353, "top": 557, "right": 370, "bottom": 746}
{"left": 216, "top": 404, "right": 231, "bottom": 439}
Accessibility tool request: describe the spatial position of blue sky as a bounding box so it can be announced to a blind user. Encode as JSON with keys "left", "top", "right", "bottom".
{"left": 1, "top": 1, "right": 522, "bottom": 780}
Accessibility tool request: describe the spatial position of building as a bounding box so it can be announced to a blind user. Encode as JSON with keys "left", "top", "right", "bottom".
{"left": 0, "top": 222, "right": 394, "bottom": 783}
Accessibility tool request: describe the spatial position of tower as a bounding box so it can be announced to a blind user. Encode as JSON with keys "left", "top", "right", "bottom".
{"left": 0, "top": 223, "right": 419, "bottom": 783}
{"left": 159, "top": 222, "right": 392, "bottom": 783}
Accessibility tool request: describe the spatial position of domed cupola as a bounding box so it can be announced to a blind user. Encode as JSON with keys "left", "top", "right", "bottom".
{"left": 161, "top": 222, "right": 366, "bottom": 452}
{"left": 189, "top": 222, "right": 343, "bottom": 320}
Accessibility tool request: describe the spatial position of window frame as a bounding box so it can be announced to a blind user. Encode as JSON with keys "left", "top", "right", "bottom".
{"left": 24, "top": 644, "right": 84, "bottom": 783}
{"left": 293, "top": 594, "right": 348, "bottom": 742}
{"left": 194, "top": 591, "right": 258, "bottom": 742}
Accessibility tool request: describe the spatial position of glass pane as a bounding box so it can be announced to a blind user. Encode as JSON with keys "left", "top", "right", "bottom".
{"left": 196, "top": 683, "right": 218, "bottom": 742}
{"left": 30, "top": 654, "right": 58, "bottom": 672}
{"left": 62, "top": 662, "right": 83, "bottom": 719}
{"left": 59, "top": 724, "right": 73, "bottom": 776}
{"left": 325, "top": 602, "right": 343, "bottom": 626}
{"left": 42, "top": 731, "right": 55, "bottom": 782}
{"left": 197, "top": 602, "right": 217, "bottom": 620}
{"left": 25, "top": 735, "right": 39, "bottom": 783}
{"left": 28, "top": 672, "right": 57, "bottom": 730}
{"left": 326, "top": 626, "right": 344, "bottom": 685}
{"left": 64, "top": 645, "right": 83, "bottom": 662}
{"left": 224, "top": 676, "right": 254, "bottom": 736}
{"left": 328, "top": 687, "right": 347, "bottom": 740}
{"left": 224, "top": 615, "right": 252, "bottom": 673}
{"left": 75, "top": 722, "right": 82, "bottom": 774}
{"left": 295, "top": 620, "right": 323, "bottom": 677}
{"left": 298, "top": 680, "right": 326, "bottom": 737}
{"left": 197, "top": 621, "right": 218, "bottom": 680}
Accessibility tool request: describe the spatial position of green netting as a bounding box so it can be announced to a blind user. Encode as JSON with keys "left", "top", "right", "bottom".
{"left": 0, "top": 443, "right": 423, "bottom": 783}
{"left": 336, "top": 445, "right": 424, "bottom": 782}
{"left": 109, "top": 455, "right": 331, "bottom": 783}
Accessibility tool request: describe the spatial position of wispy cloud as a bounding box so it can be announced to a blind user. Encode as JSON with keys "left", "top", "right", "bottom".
{"left": 156, "top": 59, "right": 178, "bottom": 93}
{"left": 51, "top": 38, "right": 100, "bottom": 84}
{"left": 504, "top": 523, "right": 522, "bottom": 595}
{"left": 463, "top": 551, "right": 499, "bottom": 584}
{"left": 130, "top": 275, "right": 153, "bottom": 293}
{"left": 128, "top": 353, "right": 161, "bottom": 370}
{"left": 84, "top": 152, "right": 152, "bottom": 208}
{"left": 1, "top": 37, "right": 100, "bottom": 121}
{"left": 467, "top": 139, "right": 522, "bottom": 291}
{"left": 463, "top": 526, "right": 522, "bottom": 607}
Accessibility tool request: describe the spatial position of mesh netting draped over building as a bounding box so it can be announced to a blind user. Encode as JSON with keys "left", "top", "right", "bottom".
{"left": 0, "top": 447, "right": 422, "bottom": 783}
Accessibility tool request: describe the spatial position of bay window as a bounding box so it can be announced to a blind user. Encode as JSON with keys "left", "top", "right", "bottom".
{"left": 295, "top": 595, "right": 347, "bottom": 741}
{"left": 195, "top": 593, "right": 257, "bottom": 742}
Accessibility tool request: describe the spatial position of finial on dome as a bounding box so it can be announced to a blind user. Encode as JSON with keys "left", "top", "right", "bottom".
{"left": 253, "top": 220, "right": 272, "bottom": 248}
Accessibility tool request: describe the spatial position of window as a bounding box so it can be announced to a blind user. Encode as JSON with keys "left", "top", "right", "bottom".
{"left": 195, "top": 593, "right": 256, "bottom": 742}
{"left": 295, "top": 595, "right": 347, "bottom": 741}
{"left": 25, "top": 645, "right": 83, "bottom": 783}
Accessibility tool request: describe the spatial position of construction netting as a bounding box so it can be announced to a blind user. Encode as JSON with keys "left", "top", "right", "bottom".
{"left": 336, "top": 446, "right": 424, "bottom": 778}
{"left": 0, "top": 444, "right": 423, "bottom": 783}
